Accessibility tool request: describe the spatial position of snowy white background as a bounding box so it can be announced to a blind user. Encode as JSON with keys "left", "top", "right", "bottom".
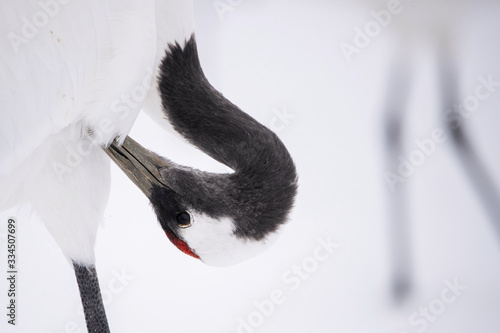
{"left": 2, "top": 0, "right": 500, "bottom": 332}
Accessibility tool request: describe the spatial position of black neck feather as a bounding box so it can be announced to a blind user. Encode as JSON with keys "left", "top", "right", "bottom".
{"left": 157, "top": 35, "right": 297, "bottom": 240}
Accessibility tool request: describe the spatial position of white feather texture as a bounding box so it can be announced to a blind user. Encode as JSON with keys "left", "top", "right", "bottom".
{"left": 179, "top": 213, "right": 280, "bottom": 267}
{"left": 0, "top": 0, "right": 178, "bottom": 265}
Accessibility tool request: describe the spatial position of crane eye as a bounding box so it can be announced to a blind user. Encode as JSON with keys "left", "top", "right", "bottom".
{"left": 176, "top": 211, "right": 192, "bottom": 228}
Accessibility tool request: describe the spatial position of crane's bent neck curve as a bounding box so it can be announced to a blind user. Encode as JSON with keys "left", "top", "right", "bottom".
{"left": 156, "top": 36, "right": 298, "bottom": 240}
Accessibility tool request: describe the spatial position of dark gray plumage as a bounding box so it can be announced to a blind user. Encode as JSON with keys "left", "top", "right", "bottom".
{"left": 149, "top": 35, "right": 298, "bottom": 242}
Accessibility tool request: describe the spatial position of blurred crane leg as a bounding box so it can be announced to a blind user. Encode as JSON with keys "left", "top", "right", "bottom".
{"left": 437, "top": 39, "right": 500, "bottom": 238}
{"left": 382, "top": 53, "right": 414, "bottom": 302}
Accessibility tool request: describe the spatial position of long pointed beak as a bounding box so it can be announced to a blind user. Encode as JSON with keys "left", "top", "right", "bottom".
{"left": 103, "top": 136, "right": 171, "bottom": 197}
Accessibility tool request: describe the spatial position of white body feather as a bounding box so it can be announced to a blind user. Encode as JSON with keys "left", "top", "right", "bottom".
{"left": 0, "top": 0, "right": 194, "bottom": 265}
{"left": 180, "top": 213, "right": 280, "bottom": 267}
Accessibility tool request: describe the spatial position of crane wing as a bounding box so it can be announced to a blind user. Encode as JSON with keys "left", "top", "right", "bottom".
{"left": 0, "top": 0, "right": 157, "bottom": 176}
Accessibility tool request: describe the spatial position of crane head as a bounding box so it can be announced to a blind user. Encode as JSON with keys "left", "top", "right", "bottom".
{"left": 105, "top": 136, "right": 297, "bottom": 266}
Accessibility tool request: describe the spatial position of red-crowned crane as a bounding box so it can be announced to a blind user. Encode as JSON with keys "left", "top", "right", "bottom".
{"left": 0, "top": 1, "right": 298, "bottom": 331}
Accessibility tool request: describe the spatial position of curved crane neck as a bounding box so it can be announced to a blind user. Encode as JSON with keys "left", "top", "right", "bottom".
{"left": 159, "top": 36, "right": 293, "bottom": 177}
{"left": 156, "top": 36, "right": 298, "bottom": 240}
